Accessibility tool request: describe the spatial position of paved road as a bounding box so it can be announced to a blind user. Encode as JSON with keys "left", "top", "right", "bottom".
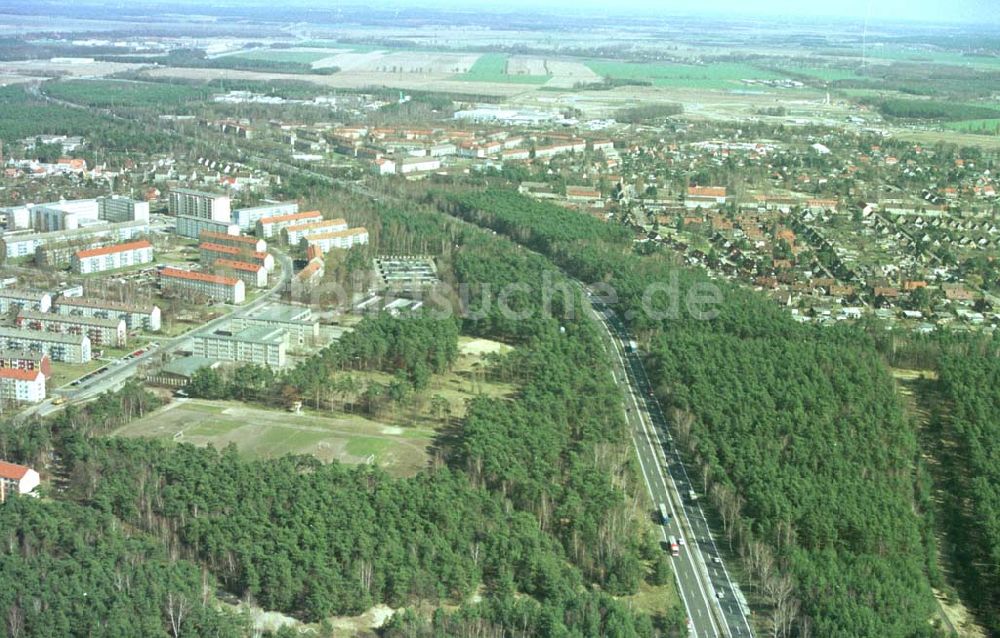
{"left": 16, "top": 249, "right": 294, "bottom": 422}
{"left": 586, "top": 296, "right": 754, "bottom": 638}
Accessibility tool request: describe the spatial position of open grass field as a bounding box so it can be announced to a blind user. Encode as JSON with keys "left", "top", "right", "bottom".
{"left": 44, "top": 79, "right": 212, "bottom": 107}
{"left": 227, "top": 49, "right": 337, "bottom": 65}
{"left": 777, "top": 65, "right": 861, "bottom": 82}
{"left": 584, "top": 60, "right": 786, "bottom": 89}
{"left": 459, "top": 53, "right": 550, "bottom": 84}
{"left": 111, "top": 398, "right": 436, "bottom": 477}
{"left": 943, "top": 118, "right": 1000, "bottom": 134}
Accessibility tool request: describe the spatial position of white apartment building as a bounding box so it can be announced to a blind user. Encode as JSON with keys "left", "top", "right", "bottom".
{"left": 281, "top": 218, "right": 348, "bottom": 246}
{"left": 231, "top": 202, "right": 299, "bottom": 231}
{"left": 193, "top": 325, "right": 287, "bottom": 368}
{"left": 17, "top": 310, "right": 127, "bottom": 348}
{"left": 0, "top": 290, "right": 52, "bottom": 314}
{"left": 1, "top": 220, "right": 149, "bottom": 262}
{"left": 30, "top": 199, "right": 100, "bottom": 232}
{"left": 175, "top": 215, "right": 239, "bottom": 240}
{"left": 256, "top": 210, "right": 323, "bottom": 238}
{"left": 200, "top": 230, "right": 267, "bottom": 253}
{"left": 0, "top": 327, "right": 91, "bottom": 363}
{"left": 214, "top": 258, "right": 268, "bottom": 288}
{"left": 303, "top": 227, "right": 369, "bottom": 252}
{"left": 71, "top": 239, "right": 154, "bottom": 274}
{"left": 53, "top": 297, "right": 161, "bottom": 332}
{"left": 97, "top": 195, "right": 150, "bottom": 223}
{"left": 168, "top": 188, "right": 231, "bottom": 221}
{"left": 0, "top": 368, "right": 45, "bottom": 404}
{"left": 0, "top": 461, "right": 41, "bottom": 502}
{"left": 159, "top": 268, "right": 245, "bottom": 304}
{"left": 199, "top": 242, "right": 274, "bottom": 272}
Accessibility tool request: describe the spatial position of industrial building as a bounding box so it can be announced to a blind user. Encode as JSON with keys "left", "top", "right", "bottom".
{"left": 303, "top": 227, "right": 369, "bottom": 252}
{"left": 54, "top": 297, "right": 161, "bottom": 332}
{"left": 71, "top": 239, "right": 154, "bottom": 274}
{"left": 231, "top": 201, "right": 298, "bottom": 232}
{"left": 200, "top": 230, "right": 267, "bottom": 253}
{"left": 281, "top": 218, "right": 348, "bottom": 246}
{"left": 17, "top": 310, "right": 127, "bottom": 348}
{"left": 159, "top": 267, "right": 245, "bottom": 305}
{"left": 0, "top": 327, "right": 91, "bottom": 363}
{"left": 0, "top": 367, "right": 45, "bottom": 404}
{"left": 97, "top": 196, "right": 150, "bottom": 223}
{"left": 199, "top": 242, "right": 274, "bottom": 271}
{"left": 256, "top": 210, "right": 323, "bottom": 238}
{"left": 213, "top": 258, "right": 268, "bottom": 288}
{"left": 0, "top": 289, "right": 52, "bottom": 314}
{"left": 193, "top": 324, "right": 287, "bottom": 368}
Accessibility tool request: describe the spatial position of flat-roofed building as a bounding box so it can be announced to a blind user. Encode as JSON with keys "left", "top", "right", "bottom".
{"left": 232, "top": 202, "right": 299, "bottom": 231}
{"left": 0, "top": 460, "right": 41, "bottom": 502}
{"left": 175, "top": 215, "right": 239, "bottom": 240}
{"left": 232, "top": 305, "right": 319, "bottom": 347}
{"left": 256, "top": 210, "right": 323, "bottom": 238}
{"left": 71, "top": 239, "right": 153, "bottom": 274}
{"left": 53, "top": 297, "right": 161, "bottom": 332}
{"left": 0, "top": 349, "right": 52, "bottom": 378}
{"left": 0, "top": 289, "right": 51, "bottom": 314}
{"left": 0, "top": 327, "right": 91, "bottom": 363}
{"left": 159, "top": 267, "right": 245, "bottom": 305}
{"left": 214, "top": 258, "right": 268, "bottom": 288}
{"left": 98, "top": 196, "right": 150, "bottom": 223}
{"left": 30, "top": 199, "right": 100, "bottom": 232}
{"left": 168, "top": 188, "right": 231, "bottom": 222}
{"left": 199, "top": 242, "right": 274, "bottom": 272}
{"left": 281, "top": 218, "right": 348, "bottom": 246}
{"left": 193, "top": 324, "right": 286, "bottom": 368}
{"left": 0, "top": 368, "right": 45, "bottom": 403}
{"left": 17, "top": 309, "right": 127, "bottom": 348}
{"left": 200, "top": 230, "right": 266, "bottom": 253}
{"left": 303, "top": 227, "right": 369, "bottom": 252}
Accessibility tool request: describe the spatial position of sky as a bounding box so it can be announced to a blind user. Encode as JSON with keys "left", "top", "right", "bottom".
{"left": 376, "top": 0, "right": 1000, "bottom": 25}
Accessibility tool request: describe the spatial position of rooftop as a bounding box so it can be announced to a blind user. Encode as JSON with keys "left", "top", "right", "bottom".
{"left": 258, "top": 210, "right": 323, "bottom": 226}
{"left": 0, "top": 326, "right": 89, "bottom": 345}
{"left": 160, "top": 267, "right": 240, "bottom": 287}
{"left": 0, "top": 367, "right": 43, "bottom": 382}
{"left": 0, "top": 460, "right": 31, "bottom": 481}
{"left": 75, "top": 239, "right": 152, "bottom": 259}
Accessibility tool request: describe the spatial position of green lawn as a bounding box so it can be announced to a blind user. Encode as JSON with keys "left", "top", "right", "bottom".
{"left": 944, "top": 118, "right": 1000, "bottom": 134}
{"left": 459, "top": 53, "right": 550, "bottom": 84}
{"left": 44, "top": 80, "right": 212, "bottom": 108}
{"left": 584, "top": 60, "right": 787, "bottom": 89}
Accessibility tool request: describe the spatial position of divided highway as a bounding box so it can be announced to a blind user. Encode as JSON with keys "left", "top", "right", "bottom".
{"left": 584, "top": 294, "right": 754, "bottom": 638}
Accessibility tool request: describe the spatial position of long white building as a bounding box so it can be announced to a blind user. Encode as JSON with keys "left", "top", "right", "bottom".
{"left": 232, "top": 202, "right": 298, "bottom": 232}
{"left": 17, "top": 310, "right": 127, "bottom": 348}
{"left": 53, "top": 297, "right": 161, "bottom": 332}
{"left": 281, "top": 218, "right": 348, "bottom": 246}
{"left": 98, "top": 196, "right": 150, "bottom": 223}
{"left": 0, "top": 290, "right": 51, "bottom": 314}
{"left": 214, "top": 258, "right": 268, "bottom": 288}
{"left": 0, "top": 327, "right": 91, "bottom": 363}
{"left": 30, "top": 199, "right": 100, "bottom": 232}
{"left": 1, "top": 220, "right": 149, "bottom": 262}
{"left": 303, "top": 227, "right": 369, "bottom": 252}
{"left": 168, "top": 188, "right": 231, "bottom": 221}
{"left": 71, "top": 240, "right": 154, "bottom": 274}
{"left": 160, "top": 268, "right": 245, "bottom": 305}
{"left": 256, "top": 210, "right": 323, "bottom": 238}
{"left": 193, "top": 325, "right": 287, "bottom": 368}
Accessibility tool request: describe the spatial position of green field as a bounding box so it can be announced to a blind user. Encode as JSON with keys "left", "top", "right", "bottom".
{"left": 112, "top": 399, "right": 435, "bottom": 477}
{"left": 778, "top": 65, "right": 860, "bottom": 82}
{"left": 44, "top": 79, "right": 211, "bottom": 107}
{"left": 459, "top": 53, "right": 550, "bottom": 84}
{"left": 944, "top": 118, "right": 1000, "bottom": 134}
{"left": 227, "top": 49, "right": 333, "bottom": 65}
{"left": 584, "top": 60, "right": 786, "bottom": 89}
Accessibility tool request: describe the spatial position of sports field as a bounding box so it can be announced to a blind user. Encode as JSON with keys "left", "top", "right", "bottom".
{"left": 112, "top": 399, "right": 435, "bottom": 477}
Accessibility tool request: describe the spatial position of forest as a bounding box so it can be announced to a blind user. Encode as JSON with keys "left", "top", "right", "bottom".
{"left": 439, "top": 185, "right": 944, "bottom": 637}
{"left": 0, "top": 200, "right": 673, "bottom": 636}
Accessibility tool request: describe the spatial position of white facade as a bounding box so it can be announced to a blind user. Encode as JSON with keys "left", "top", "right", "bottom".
{"left": 398, "top": 157, "right": 441, "bottom": 174}
{"left": 72, "top": 240, "right": 154, "bottom": 274}
{"left": 175, "top": 214, "right": 239, "bottom": 240}
{"left": 98, "top": 196, "right": 150, "bottom": 223}
{"left": 214, "top": 259, "right": 268, "bottom": 288}
{"left": 193, "top": 325, "right": 287, "bottom": 368}
{"left": 18, "top": 310, "right": 127, "bottom": 348}
{"left": 282, "top": 218, "right": 348, "bottom": 246}
{"left": 168, "top": 188, "right": 231, "bottom": 222}
{"left": 0, "top": 368, "right": 45, "bottom": 403}
{"left": 232, "top": 202, "right": 299, "bottom": 231}
{"left": 1, "top": 221, "right": 149, "bottom": 262}
{"left": 304, "top": 227, "right": 369, "bottom": 252}
{"left": 0, "top": 461, "right": 41, "bottom": 502}
{"left": 0, "top": 327, "right": 91, "bottom": 363}
{"left": 160, "top": 268, "right": 246, "bottom": 305}
{"left": 54, "top": 297, "right": 161, "bottom": 332}
{"left": 256, "top": 211, "right": 323, "bottom": 238}
{"left": 0, "top": 290, "right": 52, "bottom": 314}
{"left": 30, "top": 199, "right": 100, "bottom": 232}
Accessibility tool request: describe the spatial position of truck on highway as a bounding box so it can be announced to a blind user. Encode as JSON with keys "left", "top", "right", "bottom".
{"left": 668, "top": 535, "right": 680, "bottom": 557}
{"left": 658, "top": 502, "right": 670, "bottom": 524}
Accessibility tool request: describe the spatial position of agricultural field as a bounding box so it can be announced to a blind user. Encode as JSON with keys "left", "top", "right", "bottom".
{"left": 944, "top": 118, "right": 1000, "bottom": 134}
{"left": 112, "top": 399, "right": 435, "bottom": 477}
{"left": 226, "top": 48, "right": 340, "bottom": 65}
{"left": 368, "top": 51, "right": 480, "bottom": 74}
{"left": 584, "top": 60, "right": 788, "bottom": 89}
{"left": 43, "top": 79, "right": 212, "bottom": 107}
{"left": 459, "top": 53, "right": 551, "bottom": 84}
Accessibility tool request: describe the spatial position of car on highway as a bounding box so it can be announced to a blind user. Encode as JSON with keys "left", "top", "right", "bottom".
{"left": 678, "top": 536, "right": 685, "bottom": 546}
{"left": 716, "top": 589, "right": 726, "bottom": 599}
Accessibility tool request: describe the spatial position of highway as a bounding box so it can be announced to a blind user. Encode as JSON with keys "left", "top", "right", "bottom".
{"left": 15, "top": 248, "right": 294, "bottom": 423}
{"left": 585, "top": 295, "right": 754, "bottom": 638}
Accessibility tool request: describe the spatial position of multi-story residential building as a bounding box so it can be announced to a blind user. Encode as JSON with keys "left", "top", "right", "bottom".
{"left": 0, "top": 289, "right": 52, "bottom": 314}
{"left": 193, "top": 325, "right": 287, "bottom": 368}
{"left": 256, "top": 210, "right": 323, "bottom": 238}
{"left": 0, "top": 327, "right": 91, "bottom": 363}
{"left": 0, "top": 460, "right": 40, "bottom": 502}
{"left": 159, "top": 268, "right": 245, "bottom": 305}
{"left": 0, "top": 349, "right": 52, "bottom": 378}
{"left": 290, "top": 258, "right": 324, "bottom": 301}
{"left": 71, "top": 240, "right": 153, "bottom": 274}
{"left": 53, "top": 297, "right": 161, "bottom": 332}
{"left": 168, "top": 188, "right": 231, "bottom": 221}
{"left": 199, "top": 242, "right": 274, "bottom": 272}
{"left": 1, "top": 220, "right": 149, "bottom": 263}
{"left": 17, "top": 310, "right": 127, "bottom": 348}
{"left": 0, "top": 367, "right": 45, "bottom": 404}
{"left": 281, "top": 218, "right": 348, "bottom": 246}
{"left": 200, "top": 230, "right": 267, "bottom": 253}
{"left": 214, "top": 258, "right": 268, "bottom": 288}
{"left": 303, "top": 227, "right": 369, "bottom": 252}
{"left": 175, "top": 215, "right": 239, "bottom": 240}
{"left": 231, "top": 202, "right": 299, "bottom": 232}
{"left": 30, "top": 199, "right": 100, "bottom": 232}
{"left": 231, "top": 305, "right": 319, "bottom": 347}
{"left": 397, "top": 156, "right": 442, "bottom": 174}
{"left": 97, "top": 196, "right": 150, "bottom": 223}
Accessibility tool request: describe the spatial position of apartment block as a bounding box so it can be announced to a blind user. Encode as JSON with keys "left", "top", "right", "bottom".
{"left": 175, "top": 215, "right": 240, "bottom": 240}
{"left": 199, "top": 242, "right": 274, "bottom": 272}
{"left": 168, "top": 188, "right": 231, "bottom": 222}
{"left": 231, "top": 202, "right": 299, "bottom": 231}
{"left": 281, "top": 218, "right": 348, "bottom": 246}
{"left": 0, "top": 368, "right": 45, "bottom": 404}
{"left": 200, "top": 230, "right": 267, "bottom": 253}
{"left": 214, "top": 258, "right": 268, "bottom": 288}
{"left": 0, "top": 289, "right": 52, "bottom": 314}
{"left": 54, "top": 297, "right": 161, "bottom": 332}
{"left": 17, "top": 310, "right": 127, "bottom": 348}
{"left": 231, "top": 305, "right": 319, "bottom": 347}
{"left": 0, "top": 349, "right": 52, "bottom": 378}
{"left": 0, "top": 461, "right": 40, "bottom": 502}
{"left": 0, "top": 327, "right": 91, "bottom": 363}
{"left": 1, "top": 220, "right": 149, "bottom": 263}
{"left": 256, "top": 210, "right": 323, "bottom": 238}
{"left": 71, "top": 240, "right": 153, "bottom": 274}
{"left": 30, "top": 199, "right": 100, "bottom": 232}
{"left": 159, "top": 267, "right": 245, "bottom": 305}
{"left": 193, "top": 325, "right": 287, "bottom": 368}
{"left": 97, "top": 196, "right": 150, "bottom": 223}
{"left": 303, "top": 227, "right": 369, "bottom": 252}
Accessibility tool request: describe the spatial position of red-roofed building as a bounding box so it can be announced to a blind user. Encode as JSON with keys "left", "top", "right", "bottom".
{"left": 199, "top": 242, "right": 274, "bottom": 272}
{"left": 214, "top": 258, "right": 268, "bottom": 288}
{"left": 256, "top": 210, "right": 323, "bottom": 238}
{"left": 71, "top": 240, "right": 153, "bottom": 274}
{"left": 159, "top": 267, "right": 245, "bottom": 304}
{"left": 0, "top": 460, "right": 40, "bottom": 502}
{"left": 0, "top": 367, "right": 45, "bottom": 404}
{"left": 200, "top": 230, "right": 266, "bottom": 253}
{"left": 686, "top": 186, "right": 727, "bottom": 208}
{"left": 0, "top": 349, "right": 52, "bottom": 379}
